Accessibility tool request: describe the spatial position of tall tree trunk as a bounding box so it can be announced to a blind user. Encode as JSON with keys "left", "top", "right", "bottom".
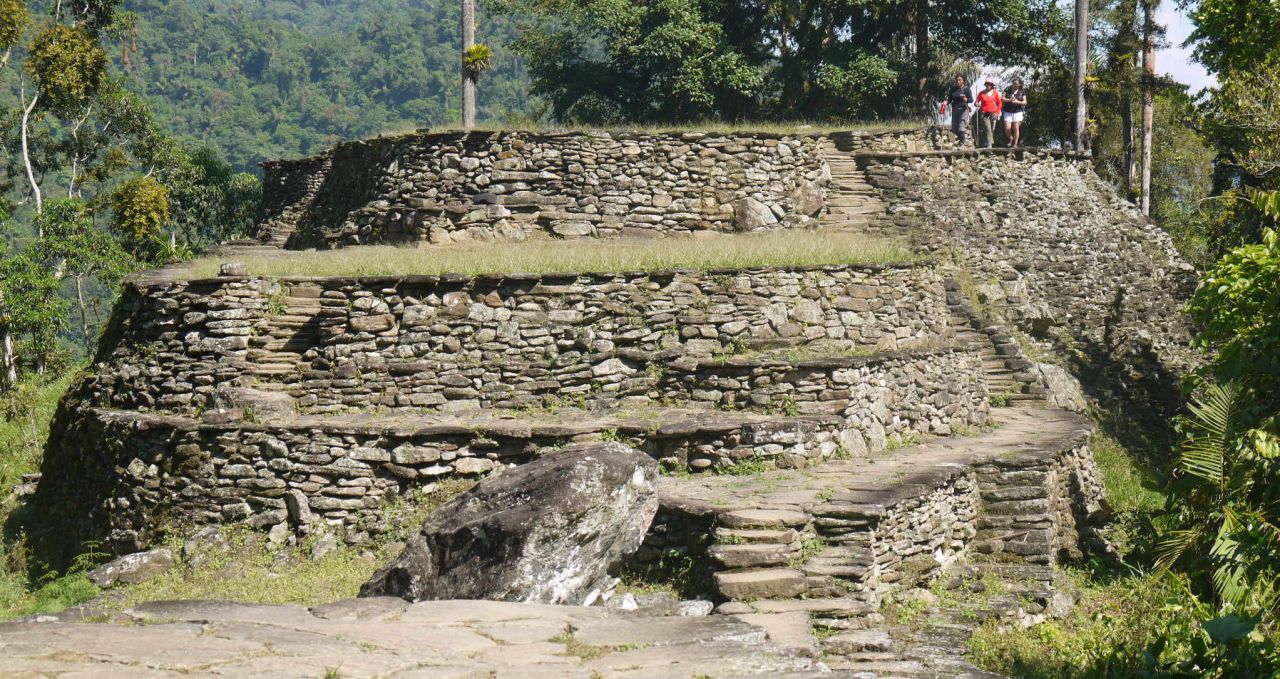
{"left": 1140, "top": 0, "right": 1156, "bottom": 216}
{"left": 461, "top": 0, "right": 476, "bottom": 130}
{"left": 76, "top": 275, "right": 91, "bottom": 352}
{"left": 915, "top": 0, "right": 931, "bottom": 113}
{"left": 21, "top": 87, "right": 42, "bottom": 223}
{"left": 1123, "top": 91, "right": 1136, "bottom": 201}
{"left": 0, "top": 289, "right": 14, "bottom": 390}
{"left": 1074, "top": 0, "right": 1089, "bottom": 151}
{"left": 1, "top": 326, "right": 14, "bottom": 390}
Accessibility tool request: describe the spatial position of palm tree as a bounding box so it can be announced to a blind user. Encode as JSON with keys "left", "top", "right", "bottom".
{"left": 1157, "top": 382, "right": 1280, "bottom": 611}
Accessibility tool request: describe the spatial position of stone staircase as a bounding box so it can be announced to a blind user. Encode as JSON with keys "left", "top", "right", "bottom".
{"left": 648, "top": 407, "right": 1097, "bottom": 676}
{"left": 241, "top": 285, "right": 328, "bottom": 386}
{"left": 656, "top": 408, "right": 1091, "bottom": 611}
{"left": 943, "top": 278, "right": 1047, "bottom": 406}
{"left": 818, "top": 140, "right": 892, "bottom": 232}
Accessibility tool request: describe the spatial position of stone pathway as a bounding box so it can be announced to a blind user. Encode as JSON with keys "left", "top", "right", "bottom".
{"left": 0, "top": 599, "right": 822, "bottom": 678}
{"left": 661, "top": 407, "right": 1086, "bottom": 602}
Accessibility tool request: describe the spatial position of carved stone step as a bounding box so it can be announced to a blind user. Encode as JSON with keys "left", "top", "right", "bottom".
{"left": 708, "top": 543, "right": 796, "bottom": 569}
{"left": 718, "top": 508, "right": 809, "bottom": 529}
{"left": 746, "top": 597, "right": 875, "bottom": 618}
{"left": 715, "top": 527, "right": 799, "bottom": 544}
{"left": 822, "top": 629, "right": 895, "bottom": 655}
{"left": 714, "top": 568, "right": 807, "bottom": 600}
{"left": 801, "top": 562, "right": 870, "bottom": 579}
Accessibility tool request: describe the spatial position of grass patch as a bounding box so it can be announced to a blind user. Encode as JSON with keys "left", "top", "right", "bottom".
{"left": 614, "top": 548, "right": 713, "bottom": 600}
{"left": 885, "top": 432, "right": 922, "bottom": 450}
{"left": 787, "top": 536, "right": 827, "bottom": 569}
{"left": 0, "top": 374, "right": 74, "bottom": 506}
{"left": 184, "top": 232, "right": 919, "bottom": 280}
{"left": 109, "top": 478, "right": 476, "bottom": 610}
{"left": 1090, "top": 432, "right": 1164, "bottom": 515}
{"left": 719, "top": 455, "right": 772, "bottom": 476}
{"left": 0, "top": 374, "right": 88, "bottom": 621}
{"left": 107, "top": 528, "right": 380, "bottom": 610}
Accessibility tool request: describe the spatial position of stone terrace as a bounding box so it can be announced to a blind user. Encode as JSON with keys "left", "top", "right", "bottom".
{"left": 22, "top": 125, "right": 1194, "bottom": 678}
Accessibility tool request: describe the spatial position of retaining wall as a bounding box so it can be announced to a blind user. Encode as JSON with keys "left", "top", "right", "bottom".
{"left": 269, "top": 131, "right": 829, "bottom": 247}
{"left": 83, "top": 264, "right": 953, "bottom": 416}
{"left": 860, "top": 149, "right": 1200, "bottom": 418}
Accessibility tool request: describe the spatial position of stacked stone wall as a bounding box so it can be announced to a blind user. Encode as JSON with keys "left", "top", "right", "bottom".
{"left": 83, "top": 264, "right": 953, "bottom": 416}
{"left": 860, "top": 150, "right": 1200, "bottom": 419}
{"left": 46, "top": 340, "right": 988, "bottom": 552}
{"left": 265, "top": 130, "right": 830, "bottom": 248}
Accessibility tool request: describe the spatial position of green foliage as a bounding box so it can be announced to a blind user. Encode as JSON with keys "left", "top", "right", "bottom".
{"left": 36, "top": 199, "right": 133, "bottom": 284}
{"left": 0, "top": 0, "right": 29, "bottom": 53}
{"left": 463, "top": 43, "right": 493, "bottom": 75}
{"left": 0, "top": 248, "right": 66, "bottom": 370}
{"left": 109, "top": 175, "right": 169, "bottom": 241}
{"left": 1185, "top": 0, "right": 1280, "bottom": 76}
{"left": 107, "top": 0, "right": 532, "bottom": 170}
{"left": 968, "top": 568, "right": 1279, "bottom": 678}
{"left": 495, "top": 0, "right": 1065, "bottom": 123}
{"left": 24, "top": 23, "right": 107, "bottom": 113}
{"left": 614, "top": 547, "right": 712, "bottom": 600}
{"left": 1191, "top": 58, "right": 1280, "bottom": 252}
{"left": 1187, "top": 229, "right": 1280, "bottom": 413}
{"left": 0, "top": 374, "right": 95, "bottom": 620}
{"left": 1158, "top": 384, "right": 1280, "bottom": 612}
{"left": 719, "top": 455, "right": 770, "bottom": 476}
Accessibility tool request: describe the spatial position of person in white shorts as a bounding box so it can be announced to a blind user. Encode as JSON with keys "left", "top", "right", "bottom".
{"left": 1001, "top": 78, "right": 1027, "bottom": 147}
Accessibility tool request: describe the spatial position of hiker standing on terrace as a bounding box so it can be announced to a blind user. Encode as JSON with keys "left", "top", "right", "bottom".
{"left": 975, "top": 79, "right": 1003, "bottom": 148}
{"left": 1002, "top": 78, "right": 1028, "bottom": 147}
{"left": 942, "top": 75, "right": 974, "bottom": 146}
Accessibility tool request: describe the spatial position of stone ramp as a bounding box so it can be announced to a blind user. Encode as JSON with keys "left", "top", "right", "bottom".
{"left": 0, "top": 599, "right": 823, "bottom": 678}
{"left": 656, "top": 408, "right": 1094, "bottom": 607}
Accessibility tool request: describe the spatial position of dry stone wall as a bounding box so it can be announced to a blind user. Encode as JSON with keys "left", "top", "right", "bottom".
{"left": 266, "top": 131, "right": 829, "bottom": 248}
{"left": 36, "top": 258, "right": 996, "bottom": 555}
{"left": 860, "top": 149, "right": 1200, "bottom": 419}
{"left": 80, "top": 265, "right": 953, "bottom": 416}
{"left": 46, "top": 342, "right": 987, "bottom": 553}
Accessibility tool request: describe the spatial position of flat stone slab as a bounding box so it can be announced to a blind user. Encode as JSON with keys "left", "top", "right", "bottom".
{"left": 659, "top": 408, "right": 1090, "bottom": 517}
{"left": 714, "top": 568, "right": 808, "bottom": 599}
{"left": 0, "top": 599, "right": 824, "bottom": 678}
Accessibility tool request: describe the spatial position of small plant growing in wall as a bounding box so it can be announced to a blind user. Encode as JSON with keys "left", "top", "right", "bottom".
{"left": 463, "top": 43, "right": 493, "bottom": 75}
{"left": 267, "top": 289, "right": 288, "bottom": 317}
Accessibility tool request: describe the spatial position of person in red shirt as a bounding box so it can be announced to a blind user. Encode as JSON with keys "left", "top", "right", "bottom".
{"left": 974, "top": 79, "right": 1003, "bottom": 149}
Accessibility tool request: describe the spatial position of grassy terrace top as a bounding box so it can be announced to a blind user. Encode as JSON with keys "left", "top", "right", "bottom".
{"left": 179, "top": 232, "right": 920, "bottom": 281}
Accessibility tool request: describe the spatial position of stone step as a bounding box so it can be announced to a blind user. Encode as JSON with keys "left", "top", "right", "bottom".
{"left": 718, "top": 508, "right": 810, "bottom": 529}
{"left": 822, "top": 629, "right": 895, "bottom": 655}
{"left": 715, "top": 527, "right": 799, "bottom": 545}
{"left": 707, "top": 542, "right": 796, "bottom": 569}
{"left": 745, "top": 597, "right": 875, "bottom": 618}
{"left": 801, "top": 562, "right": 869, "bottom": 579}
{"left": 714, "top": 568, "right": 808, "bottom": 600}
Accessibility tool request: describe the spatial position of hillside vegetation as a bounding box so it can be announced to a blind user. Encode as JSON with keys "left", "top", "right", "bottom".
{"left": 116, "top": 0, "right": 532, "bottom": 171}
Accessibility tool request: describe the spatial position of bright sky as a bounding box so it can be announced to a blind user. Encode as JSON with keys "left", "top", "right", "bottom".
{"left": 1158, "top": 3, "right": 1218, "bottom": 93}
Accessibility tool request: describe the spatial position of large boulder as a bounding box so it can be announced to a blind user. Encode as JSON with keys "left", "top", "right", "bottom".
{"left": 360, "top": 442, "right": 659, "bottom": 605}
